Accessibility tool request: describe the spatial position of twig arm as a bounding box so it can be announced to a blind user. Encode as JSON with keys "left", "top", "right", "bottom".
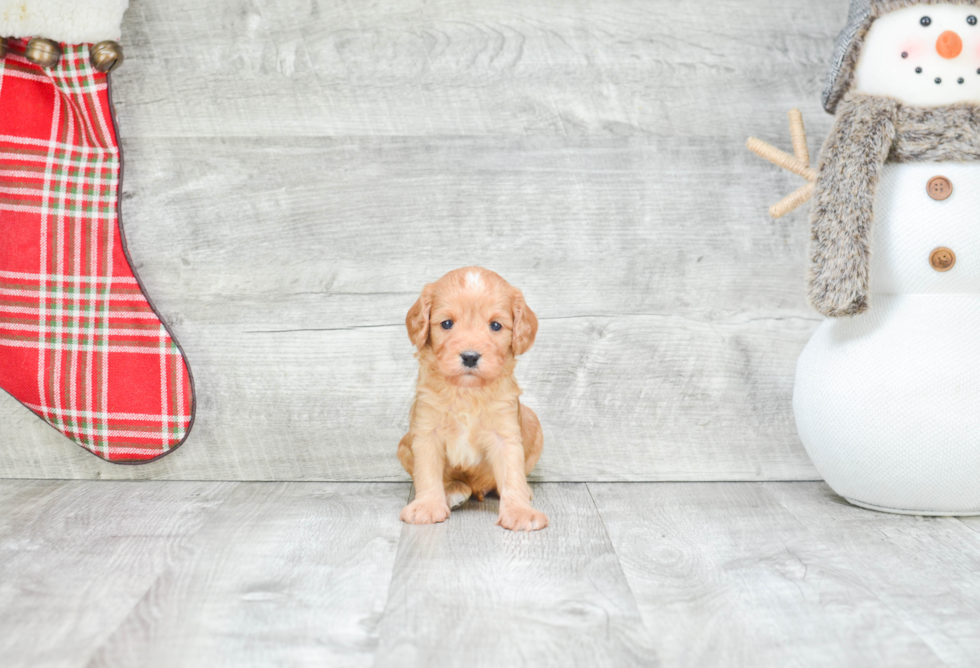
{"left": 788, "top": 109, "right": 809, "bottom": 165}
{"left": 770, "top": 182, "right": 815, "bottom": 219}
{"left": 746, "top": 109, "right": 817, "bottom": 219}
{"left": 746, "top": 137, "right": 817, "bottom": 181}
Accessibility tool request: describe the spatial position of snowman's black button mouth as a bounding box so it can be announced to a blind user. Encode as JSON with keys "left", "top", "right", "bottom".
{"left": 959, "top": 78, "right": 966, "bottom": 84}
{"left": 936, "top": 77, "right": 943, "bottom": 84}
{"left": 916, "top": 67, "right": 923, "bottom": 74}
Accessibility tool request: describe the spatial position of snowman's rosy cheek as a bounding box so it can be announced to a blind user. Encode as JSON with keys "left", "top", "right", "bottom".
{"left": 900, "top": 41, "right": 927, "bottom": 60}
{"left": 898, "top": 41, "right": 926, "bottom": 64}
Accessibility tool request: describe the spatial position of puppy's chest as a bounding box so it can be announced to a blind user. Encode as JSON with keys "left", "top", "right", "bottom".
{"left": 443, "top": 414, "right": 484, "bottom": 469}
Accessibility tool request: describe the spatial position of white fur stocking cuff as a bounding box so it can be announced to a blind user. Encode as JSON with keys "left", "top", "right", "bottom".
{"left": 0, "top": 0, "right": 129, "bottom": 44}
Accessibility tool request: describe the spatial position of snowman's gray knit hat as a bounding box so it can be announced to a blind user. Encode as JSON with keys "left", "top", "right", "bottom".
{"left": 823, "top": 0, "right": 980, "bottom": 114}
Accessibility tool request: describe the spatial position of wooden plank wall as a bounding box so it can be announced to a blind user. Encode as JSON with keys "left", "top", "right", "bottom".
{"left": 0, "top": 0, "right": 848, "bottom": 481}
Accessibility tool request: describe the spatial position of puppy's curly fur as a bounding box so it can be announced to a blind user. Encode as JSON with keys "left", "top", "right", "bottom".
{"left": 398, "top": 267, "right": 547, "bottom": 532}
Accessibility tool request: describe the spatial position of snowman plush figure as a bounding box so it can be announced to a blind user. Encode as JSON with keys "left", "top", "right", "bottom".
{"left": 763, "top": 0, "right": 980, "bottom": 515}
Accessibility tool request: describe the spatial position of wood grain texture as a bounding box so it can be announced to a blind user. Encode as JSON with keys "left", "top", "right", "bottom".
{"left": 86, "top": 482, "right": 409, "bottom": 668}
{"left": 0, "top": 137, "right": 823, "bottom": 481}
{"left": 375, "top": 483, "right": 656, "bottom": 667}
{"left": 590, "top": 482, "right": 980, "bottom": 668}
{"left": 763, "top": 483, "right": 980, "bottom": 668}
{"left": 0, "top": 480, "right": 236, "bottom": 668}
{"left": 6, "top": 480, "right": 980, "bottom": 667}
{"left": 0, "top": 0, "right": 852, "bottom": 481}
{"left": 109, "top": 0, "right": 842, "bottom": 139}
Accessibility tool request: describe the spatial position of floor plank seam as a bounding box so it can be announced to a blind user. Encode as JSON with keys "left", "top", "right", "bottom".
{"left": 760, "top": 483, "right": 955, "bottom": 666}
{"left": 583, "top": 482, "right": 654, "bottom": 641}
{"left": 955, "top": 517, "right": 980, "bottom": 536}
{"left": 80, "top": 481, "right": 242, "bottom": 667}
{"left": 370, "top": 485, "right": 417, "bottom": 667}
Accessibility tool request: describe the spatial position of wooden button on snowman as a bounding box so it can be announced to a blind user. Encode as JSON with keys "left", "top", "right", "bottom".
{"left": 927, "top": 175, "right": 952, "bottom": 199}
{"left": 750, "top": 0, "right": 980, "bottom": 516}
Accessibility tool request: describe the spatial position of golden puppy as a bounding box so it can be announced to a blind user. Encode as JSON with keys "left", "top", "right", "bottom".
{"left": 398, "top": 267, "right": 547, "bottom": 532}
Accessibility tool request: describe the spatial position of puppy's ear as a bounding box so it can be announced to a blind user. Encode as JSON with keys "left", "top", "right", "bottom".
{"left": 406, "top": 284, "right": 435, "bottom": 350}
{"left": 511, "top": 289, "right": 538, "bottom": 356}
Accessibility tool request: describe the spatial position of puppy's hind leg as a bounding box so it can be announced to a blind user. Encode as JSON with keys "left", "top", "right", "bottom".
{"left": 397, "top": 433, "right": 415, "bottom": 476}
{"left": 445, "top": 480, "right": 473, "bottom": 509}
{"left": 519, "top": 404, "right": 544, "bottom": 476}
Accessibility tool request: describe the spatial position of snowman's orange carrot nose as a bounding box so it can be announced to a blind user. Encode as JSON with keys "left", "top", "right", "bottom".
{"left": 937, "top": 30, "right": 963, "bottom": 59}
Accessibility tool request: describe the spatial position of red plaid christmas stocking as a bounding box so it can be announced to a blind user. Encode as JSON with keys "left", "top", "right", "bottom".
{"left": 0, "top": 11, "right": 195, "bottom": 463}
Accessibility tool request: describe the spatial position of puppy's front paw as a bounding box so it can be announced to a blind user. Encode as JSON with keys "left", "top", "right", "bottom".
{"left": 400, "top": 498, "right": 451, "bottom": 525}
{"left": 497, "top": 505, "right": 549, "bottom": 532}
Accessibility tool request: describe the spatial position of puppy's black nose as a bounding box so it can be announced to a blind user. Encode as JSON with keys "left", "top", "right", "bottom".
{"left": 461, "top": 352, "right": 481, "bottom": 368}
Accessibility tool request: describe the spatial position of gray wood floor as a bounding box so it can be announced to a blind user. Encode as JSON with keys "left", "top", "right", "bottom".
{"left": 0, "top": 0, "right": 850, "bottom": 482}
{"left": 4, "top": 480, "right": 980, "bottom": 668}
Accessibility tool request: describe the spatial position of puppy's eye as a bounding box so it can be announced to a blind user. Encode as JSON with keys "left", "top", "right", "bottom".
{"left": 969, "top": 15, "right": 978, "bottom": 26}
{"left": 490, "top": 321, "right": 502, "bottom": 332}
{"left": 441, "top": 320, "right": 454, "bottom": 330}
{"left": 921, "top": 16, "right": 932, "bottom": 26}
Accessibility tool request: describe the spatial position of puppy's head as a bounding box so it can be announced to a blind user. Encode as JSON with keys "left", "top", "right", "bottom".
{"left": 406, "top": 267, "right": 537, "bottom": 388}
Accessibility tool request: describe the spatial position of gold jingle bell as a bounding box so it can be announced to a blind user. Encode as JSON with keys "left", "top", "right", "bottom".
{"left": 90, "top": 40, "right": 123, "bottom": 73}
{"left": 25, "top": 37, "right": 61, "bottom": 68}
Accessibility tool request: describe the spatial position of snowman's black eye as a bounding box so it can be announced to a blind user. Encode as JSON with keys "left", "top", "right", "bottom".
{"left": 916, "top": 67, "right": 923, "bottom": 73}
{"left": 902, "top": 51, "right": 909, "bottom": 58}
{"left": 969, "top": 15, "right": 978, "bottom": 25}
{"left": 921, "top": 16, "right": 932, "bottom": 26}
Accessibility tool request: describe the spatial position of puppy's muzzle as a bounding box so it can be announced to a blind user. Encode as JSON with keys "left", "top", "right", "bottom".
{"left": 460, "top": 351, "right": 481, "bottom": 368}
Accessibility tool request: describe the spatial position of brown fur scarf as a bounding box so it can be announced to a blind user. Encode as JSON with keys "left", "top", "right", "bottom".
{"left": 808, "top": 92, "right": 980, "bottom": 317}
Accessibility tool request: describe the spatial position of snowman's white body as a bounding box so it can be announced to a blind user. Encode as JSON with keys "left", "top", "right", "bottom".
{"left": 793, "top": 5, "right": 980, "bottom": 515}
{"left": 795, "top": 162, "right": 980, "bottom": 514}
